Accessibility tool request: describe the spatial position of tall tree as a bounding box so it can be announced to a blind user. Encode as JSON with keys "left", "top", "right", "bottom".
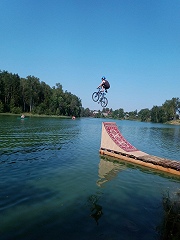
{"left": 25, "top": 75, "right": 41, "bottom": 112}
{"left": 138, "top": 108, "right": 151, "bottom": 122}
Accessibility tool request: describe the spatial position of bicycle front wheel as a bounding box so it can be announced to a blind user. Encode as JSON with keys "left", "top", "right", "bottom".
{"left": 101, "top": 97, "right": 108, "bottom": 107}
{"left": 92, "top": 92, "right": 99, "bottom": 102}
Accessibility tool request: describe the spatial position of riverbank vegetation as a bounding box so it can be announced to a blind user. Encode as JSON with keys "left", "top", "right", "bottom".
{"left": 0, "top": 70, "right": 82, "bottom": 117}
{"left": 82, "top": 98, "right": 180, "bottom": 125}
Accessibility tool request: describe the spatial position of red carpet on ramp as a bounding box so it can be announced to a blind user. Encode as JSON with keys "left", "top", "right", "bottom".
{"left": 104, "top": 122, "right": 138, "bottom": 152}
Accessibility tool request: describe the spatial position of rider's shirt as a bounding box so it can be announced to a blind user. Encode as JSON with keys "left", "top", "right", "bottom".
{"left": 103, "top": 80, "right": 110, "bottom": 89}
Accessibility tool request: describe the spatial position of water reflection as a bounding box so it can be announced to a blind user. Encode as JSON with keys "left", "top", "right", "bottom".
{"left": 98, "top": 156, "right": 180, "bottom": 184}
{"left": 87, "top": 195, "right": 103, "bottom": 225}
{"left": 97, "top": 156, "right": 126, "bottom": 187}
{"left": 157, "top": 189, "right": 180, "bottom": 239}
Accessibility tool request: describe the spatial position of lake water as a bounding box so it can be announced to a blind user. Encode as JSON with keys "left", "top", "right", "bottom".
{"left": 0, "top": 116, "right": 180, "bottom": 240}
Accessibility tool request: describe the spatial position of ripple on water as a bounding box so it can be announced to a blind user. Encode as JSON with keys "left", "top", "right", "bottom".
{"left": 0, "top": 117, "right": 180, "bottom": 240}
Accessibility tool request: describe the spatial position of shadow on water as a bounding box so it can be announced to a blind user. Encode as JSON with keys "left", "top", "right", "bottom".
{"left": 87, "top": 194, "right": 103, "bottom": 226}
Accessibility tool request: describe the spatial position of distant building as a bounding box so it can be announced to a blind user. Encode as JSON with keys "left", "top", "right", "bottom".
{"left": 102, "top": 112, "right": 108, "bottom": 117}
{"left": 93, "top": 110, "right": 99, "bottom": 115}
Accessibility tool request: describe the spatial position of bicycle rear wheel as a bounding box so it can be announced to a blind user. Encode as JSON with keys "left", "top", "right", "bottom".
{"left": 101, "top": 97, "right": 108, "bottom": 107}
{"left": 92, "top": 92, "right": 99, "bottom": 102}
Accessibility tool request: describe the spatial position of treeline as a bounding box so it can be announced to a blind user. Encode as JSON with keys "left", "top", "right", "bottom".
{"left": 138, "top": 98, "right": 180, "bottom": 123}
{"left": 128, "top": 97, "right": 180, "bottom": 123}
{"left": 0, "top": 70, "right": 82, "bottom": 117}
{"left": 1, "top": 70, "right": 179, "bottom": 123}
{"left": 82, "top": 97, "right": 180, "bottom": 123}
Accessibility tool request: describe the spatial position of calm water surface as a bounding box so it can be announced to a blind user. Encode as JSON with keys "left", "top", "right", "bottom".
{"left": 0, "top": 116, "right": 180, "bottom": 240}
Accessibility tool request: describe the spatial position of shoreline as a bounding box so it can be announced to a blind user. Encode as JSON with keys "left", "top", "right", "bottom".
{"left": 166, "top": 120, "right": 180, "bottom": 125}
{"left": 0, "top": 113, "right": 180, "bottom": 125}
{"left": 0, "top": 113, "right": 71, "bottom": 119}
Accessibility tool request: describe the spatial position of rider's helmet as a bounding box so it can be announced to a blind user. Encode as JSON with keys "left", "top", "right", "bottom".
{"left": 102, "top": 76, "right": 106, "bottom": 80}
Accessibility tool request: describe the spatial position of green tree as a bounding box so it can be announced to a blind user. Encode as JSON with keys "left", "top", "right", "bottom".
{"left": 0, "top": 100, "right": 3, "bottom": 112}
{"left": 0, "top": 71, "right": 21, "bottom": 112}
{"left": 162, "top": 99, "right": 176, "bottom": 121}
{"left": 176, "top": 98, "right": 180, "bottom": 115}
{"left": 138, "top": 108, "right": 151, "bottom": 122}
{"left": 128, "top": 110, "right": 138, "bottom": 119}
{"left": 111, "top": 108, "right": 124, "bottom": 119}
{"left": 39, "top": 81, "right": 52, "bottom": 111}
{"left": 81, "top": 107, "right": 92, "bottom": 117}
{"left": 151, "top": 106, "right": 160, "bottom": 123}
{"left": 27, "top": 76, "right": 41, "bottom": 112}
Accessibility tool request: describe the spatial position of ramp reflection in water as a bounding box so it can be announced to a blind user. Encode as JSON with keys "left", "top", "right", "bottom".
{"left": 97, "top": 156, "right": 126, "bottom": 187}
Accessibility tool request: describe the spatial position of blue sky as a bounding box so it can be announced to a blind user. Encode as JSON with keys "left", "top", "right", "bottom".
{"left": 1, "top": 0, "right": 180, "bottom": 112}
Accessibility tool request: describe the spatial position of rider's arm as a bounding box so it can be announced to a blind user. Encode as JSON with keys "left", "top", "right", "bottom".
{"left": 97, "top": 80, "right": 105, "bottom": 88}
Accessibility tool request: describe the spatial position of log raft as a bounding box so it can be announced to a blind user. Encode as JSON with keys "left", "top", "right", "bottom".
{"left": 99, "top": 122, "right": 180, "bottom": 176}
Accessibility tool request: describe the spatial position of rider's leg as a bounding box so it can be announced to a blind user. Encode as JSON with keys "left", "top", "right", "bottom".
{"left": 100, "top": 86, "right": 105, "bottom": 92}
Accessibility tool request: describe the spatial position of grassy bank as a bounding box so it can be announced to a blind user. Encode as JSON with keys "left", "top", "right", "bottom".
{"left": 167, "top": 120, "right": 180, "bottom": 125}
{"left": 0, "top": 113, "right": 71, "bottom": 119}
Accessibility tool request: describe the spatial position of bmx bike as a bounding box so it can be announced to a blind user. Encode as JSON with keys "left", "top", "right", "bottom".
{"left": 92, "top": 88, "right": 108, "bottom": 107}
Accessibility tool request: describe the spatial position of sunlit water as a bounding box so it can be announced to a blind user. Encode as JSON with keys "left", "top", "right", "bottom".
{"left": 0, "top": 116, "right": 180, "bottom": 240}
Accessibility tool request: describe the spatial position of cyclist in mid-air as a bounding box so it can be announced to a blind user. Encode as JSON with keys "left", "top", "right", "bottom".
{"left": 97, "top": 76, "right": 110, "bottom": 92}
{"left": 92, "top": 76, "right": 109, "bottom": 107}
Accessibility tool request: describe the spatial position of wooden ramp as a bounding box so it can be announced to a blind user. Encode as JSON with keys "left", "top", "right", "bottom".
{"left": 100, "top": 122, "right": 180, "bottom": 176}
